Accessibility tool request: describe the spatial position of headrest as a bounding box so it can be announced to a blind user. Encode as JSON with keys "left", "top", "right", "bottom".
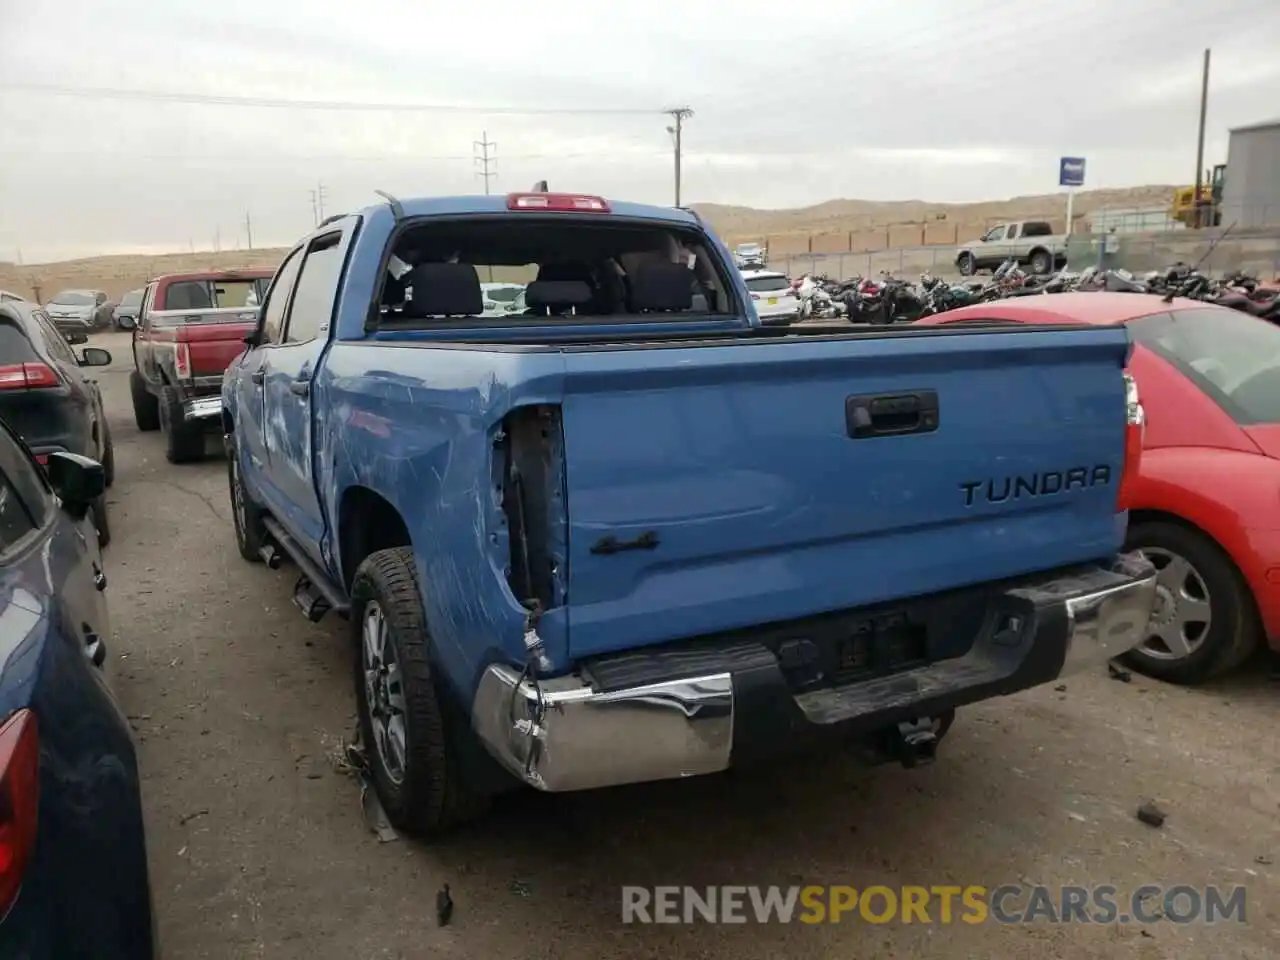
{"left": 537, "top": 262, "right": 595, "bottom": 284}
{"left": 525, "top": 280, "right": 592, "bottom": 311}
{"left": 629, "top": 263, "right": 693, "bottom": 312}
{"left": 406, "top": 263, "right": 482, "bottom": 317}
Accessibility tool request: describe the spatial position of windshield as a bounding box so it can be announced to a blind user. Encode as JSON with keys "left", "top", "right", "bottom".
{"left": 120, "top": 290, "right": 143, "bottom": 308}
{"left": 51, "top": 291, "right": 95, "bottom": 306}
{"left": 744, "top": 275, "right": 790, "bottom": 293}
{"left": 1132, "top": 307, "right": 1280, "bottom": 424}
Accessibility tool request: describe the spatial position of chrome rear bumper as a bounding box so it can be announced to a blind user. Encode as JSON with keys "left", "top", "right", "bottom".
{"left": 471, "top": 553, "right": 1156, "bottom": 793}
{"left": 184, "top": 397, "right": 223, "bottom": 421}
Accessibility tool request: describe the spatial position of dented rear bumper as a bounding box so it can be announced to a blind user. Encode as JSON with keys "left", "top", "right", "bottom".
{"left": 470, "top": 553, "right": 1156, "bottom": 792}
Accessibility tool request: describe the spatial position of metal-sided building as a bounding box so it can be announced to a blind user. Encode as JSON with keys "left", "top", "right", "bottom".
{"left": 1222, "top": 118, "right": 1280, "bottom": 228}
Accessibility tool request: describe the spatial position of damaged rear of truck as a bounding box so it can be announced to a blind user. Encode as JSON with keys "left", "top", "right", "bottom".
{"left": 222, "top": 191, "right": 1157, "bottom": 836}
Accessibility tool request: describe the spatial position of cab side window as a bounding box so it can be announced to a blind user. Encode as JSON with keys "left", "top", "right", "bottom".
{"left": 282, "top": 233, "right": 343, "bottom": 344}
{"left": 259, "top": 249, "right": 304, "bottom": 345}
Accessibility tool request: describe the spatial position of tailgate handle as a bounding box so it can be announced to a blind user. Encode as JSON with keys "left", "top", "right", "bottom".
{"left": 250, "top": 368, "right": 266, "bottom": 385}
{"left": 847, "top": 391, "right": 939, "bottom": 438}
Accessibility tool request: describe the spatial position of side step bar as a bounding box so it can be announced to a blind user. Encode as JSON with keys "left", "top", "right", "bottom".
{"left": 260, "top": 516, "right": 351, "bottom": 620}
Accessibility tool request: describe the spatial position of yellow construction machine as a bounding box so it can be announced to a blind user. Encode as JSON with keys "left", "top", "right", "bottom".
{"left": 1172, "top": 164, "right": 1226, "bottom": 227}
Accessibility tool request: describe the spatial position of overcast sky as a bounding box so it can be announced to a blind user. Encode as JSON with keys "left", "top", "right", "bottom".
{"left": 1, "top": 0, "right": 1277, "bottom": 262}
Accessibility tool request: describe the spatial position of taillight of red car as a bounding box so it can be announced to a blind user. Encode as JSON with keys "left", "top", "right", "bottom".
{"left": 0, "top": 709, "right": 39, "bottom": 917}
{"left": 0, "top": 363, "right": 59, "bottom": 391}
{"left": 1117, "top": 371, "right": 1145, "bottom": 511}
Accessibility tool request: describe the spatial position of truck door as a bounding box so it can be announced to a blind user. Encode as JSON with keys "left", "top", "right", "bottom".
{"left": 132, "top": 282, "right": 158, "bottom": 383}
{"left": 260, "top": 221, "right": 354, "bottom": 552}
{"left": 237, "top": 247, "right": 304, "bottom": 515}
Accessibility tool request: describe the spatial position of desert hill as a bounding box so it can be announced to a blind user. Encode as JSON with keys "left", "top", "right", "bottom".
{"left": 1, "top": 185, "right": 1178, "bottom": 301}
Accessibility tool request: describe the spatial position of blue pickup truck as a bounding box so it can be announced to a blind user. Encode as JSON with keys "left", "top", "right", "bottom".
{"left": 222, "top": 189, "right": 1157, "bottom": 836}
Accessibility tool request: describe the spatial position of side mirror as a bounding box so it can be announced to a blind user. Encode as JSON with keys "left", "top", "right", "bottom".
{"left": 77, "top": 347, "right": 112, "bottom": 367}
{"left": 46, "top": 452, "right": 104, "bottom": 520}
{"left": 118, "top": 315, "right": 136, "bottom": 330}
{"left": 64, "top": 331, "right": 89, "bottom": 345}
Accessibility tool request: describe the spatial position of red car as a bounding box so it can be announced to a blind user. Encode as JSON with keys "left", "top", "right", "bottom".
{"left": 917, "top": 293, "right": 1280, "bottom": 684}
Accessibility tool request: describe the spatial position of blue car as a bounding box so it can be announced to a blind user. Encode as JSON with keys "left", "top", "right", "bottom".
{"left": 0, "top": 424, "right": 155, "bottom": 958}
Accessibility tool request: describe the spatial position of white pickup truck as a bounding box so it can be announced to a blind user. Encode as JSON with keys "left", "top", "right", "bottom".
{"left": 955, "top": 221, "right": 1069, "bottom": 277}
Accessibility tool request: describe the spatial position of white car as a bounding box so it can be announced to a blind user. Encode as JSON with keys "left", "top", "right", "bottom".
{"left": 481, "top": 282, "right": 526, "bottom": 317}
{"left": 0, "top": 290, "right": 26, "bottom": 303}
{"left": 734, "top": 242, "right": 766, "bottom": 269}
{"left": 741, "top": 270, "right": 798, "bottom": 326}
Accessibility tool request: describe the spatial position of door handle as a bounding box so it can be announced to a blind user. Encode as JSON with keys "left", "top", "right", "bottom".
{"left": 250, "top": 369, "right": 266, "bottom": 385}
{"left": 846, "top": 391, "right": 940, "bottom": 438}
{"left": 289, "top": 379, "right": 310, "bottom": 397}
{"left": 83, "top": 629, "right": 106, "bottom": 668}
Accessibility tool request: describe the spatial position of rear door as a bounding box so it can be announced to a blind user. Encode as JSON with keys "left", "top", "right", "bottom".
{"left": 559, "top": 326, "right": 1133, "bottom": 657}
{"left": 236, "top": 249, "right": 304, "bottom": 500}
{"left": 27, "top": 310, "right": 99, "bottom": 458}
{"left": 260, "top": 222, "right": 354, "bottom": 550}
{"left": 133, "top": 282, "right": 160, "bottom": 383}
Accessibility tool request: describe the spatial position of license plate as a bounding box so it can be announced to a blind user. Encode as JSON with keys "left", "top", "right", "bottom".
{"left": 767, "top": 298, "right": 778, "bottom": 305}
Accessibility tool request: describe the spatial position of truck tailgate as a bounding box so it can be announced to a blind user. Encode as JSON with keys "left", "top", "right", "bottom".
{"left": 559, "top": 327, "right": 1132, "bottom": 658}
{"left": 152, "top": 309, "right": 256, "bottom": 378}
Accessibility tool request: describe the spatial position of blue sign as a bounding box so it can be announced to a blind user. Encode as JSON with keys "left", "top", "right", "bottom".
{"left": 1059, "top": 157, "right": 1086, "bottom": 188}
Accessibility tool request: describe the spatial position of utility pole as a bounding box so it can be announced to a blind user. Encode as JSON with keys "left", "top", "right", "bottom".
{"left": 309, "top": 183, "right": 328, "bottom": 226}
{"left": 214, "top": 226, "right": 221, "bottom": 253}
{"left": 245, "top": 211, "right": 254, "bottom": 250}
{"left": 665, "top": 107, "right": 693, "bottom": 207}
{"left": 474, "top": 131, "right": 497, "bottom": 194}
{"left": 1194, "top": 48, "right": 1211, "bottom": 228}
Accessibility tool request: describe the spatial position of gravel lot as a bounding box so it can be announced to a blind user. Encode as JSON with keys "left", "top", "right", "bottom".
{"left": 88, "top": 331, "right": 1278, "bottom": 960}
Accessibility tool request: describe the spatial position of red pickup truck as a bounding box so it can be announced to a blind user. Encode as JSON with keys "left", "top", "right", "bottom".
{"left": 126, "top": 269, "right": 274, "bottom": 462}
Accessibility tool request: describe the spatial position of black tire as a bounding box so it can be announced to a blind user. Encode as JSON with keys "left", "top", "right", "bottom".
{"left": 227, "top": 435, "right": 266, "bottom": 562}
{"left": 1029, "top": 249, "right": 1053, "bottom": 276}
{"left": 352, "top": 547, "right": 487, "bottom": 837}
{"left": 957, "top": 252, "right": 977, "bottom": 276}
{"left": 130, "top": 371, "right": 160, "bottom": 432}
{"left": 159, "top": 387, "right": 205, "bottom": 463}
{"left": 1121, "top": 520, "right": 1260, "bottom": 684}
{"left": 100, "top": 419, "right": 115, "bottom": 488}
{"left": 91, "top": 495, "right": 110, "bottom": 549}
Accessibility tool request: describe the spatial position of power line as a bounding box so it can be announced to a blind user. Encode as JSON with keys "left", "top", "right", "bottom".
{"left": 0, "top": 81, "right": 665, "bottom": 116}
{"left": 473, "top": 131, "right": 497, "bottom": 194}
{"left": 308, "top": 184, "right": 328, "bottom": 226}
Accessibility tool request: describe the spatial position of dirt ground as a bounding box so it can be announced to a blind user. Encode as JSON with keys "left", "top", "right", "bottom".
{"left": 88, "top": 331, "right": 1278, "bottom": 960}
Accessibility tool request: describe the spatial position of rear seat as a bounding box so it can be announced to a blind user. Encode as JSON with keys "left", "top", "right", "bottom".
{"left": 404, "top": 263, "right": 484, "bottom": 318}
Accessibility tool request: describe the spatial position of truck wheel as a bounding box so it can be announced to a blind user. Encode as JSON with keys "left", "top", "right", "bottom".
{"left": 957, "top": 253, "right": 976, "bottom": 276}
{"left": 352, "top": 547, "right": 487, "bottom": 837}
{"left": 226, "top": 435, "right": 266, "bottom": 562}
{"left": 130, "top": 371, "right": 160, "bottom": 432}
{"left": 91, "top": 495, "right": 111, "bottom": 549}
{"left": 1029, "top": 250, "right": 1053, "bottom": 275}
{"left": 159, "top": 387, "right": 206, "bottom": 463}
{"left": 1121, "top": 521, "right": 1260, "bottom": 684}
